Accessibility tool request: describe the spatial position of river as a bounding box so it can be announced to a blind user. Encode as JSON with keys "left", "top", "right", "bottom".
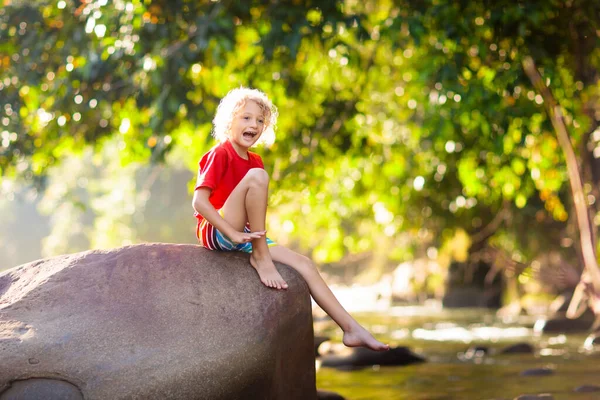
{"left": 315, "top": 305, "right": 600, "bottom": 399}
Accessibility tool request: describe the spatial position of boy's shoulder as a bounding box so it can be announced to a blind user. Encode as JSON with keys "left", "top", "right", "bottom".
{"left": 199, "top": 142, "right": 230, "bottom": 166}
{"left": 202, "top": 142, "right": 230, "bottom": 157}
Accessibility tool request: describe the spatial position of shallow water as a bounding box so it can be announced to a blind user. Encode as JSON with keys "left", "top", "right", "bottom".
{"left": 315, "top": 306, "right": 600, "bottom": 400}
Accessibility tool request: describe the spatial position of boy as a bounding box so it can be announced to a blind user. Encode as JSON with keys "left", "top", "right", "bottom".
{"left": 192, "top": 87, "right": 389, "bottom": 351}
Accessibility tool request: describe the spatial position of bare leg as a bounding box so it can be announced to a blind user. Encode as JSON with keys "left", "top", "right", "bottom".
{"left": 270, "top": 245, "right": 389, "bottom": 351}
{"left": 221, "top": 168, "right": 288, "bottom": 290}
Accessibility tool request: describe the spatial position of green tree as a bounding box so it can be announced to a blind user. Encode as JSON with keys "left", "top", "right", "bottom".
{"left": 382, "top": 0, "right": 600, "bottom": 311}
{"left": 2, "top": 0, "right": 600, "bottom": 312}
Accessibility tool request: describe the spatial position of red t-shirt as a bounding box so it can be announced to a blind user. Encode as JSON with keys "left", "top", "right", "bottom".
{"left": 194, "top": 140, "right": 264, "bottom": 223}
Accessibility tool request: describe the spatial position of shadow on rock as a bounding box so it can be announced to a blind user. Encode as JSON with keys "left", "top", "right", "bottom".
{"left": 0, "top": 379, "right": 83, "bottom": 400}
{"left": 320, "top": 346, "right": 425, "bottom": 371}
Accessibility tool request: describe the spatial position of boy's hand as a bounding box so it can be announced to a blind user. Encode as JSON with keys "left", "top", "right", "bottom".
{"left": 229, "top": 230, "right": 266, "bottom": 244}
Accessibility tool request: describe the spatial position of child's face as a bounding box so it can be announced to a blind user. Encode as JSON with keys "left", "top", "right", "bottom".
{"left": 229, "top": 100, "right": 266, "bottom": 152}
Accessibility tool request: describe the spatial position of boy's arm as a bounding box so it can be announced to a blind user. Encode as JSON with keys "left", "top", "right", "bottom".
{"left": 192, "top": 188, "right": 264, "bottom": 244}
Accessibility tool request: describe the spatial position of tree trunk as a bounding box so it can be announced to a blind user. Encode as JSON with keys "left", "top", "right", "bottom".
{"left": 522, "top": 56, "right": 600, "bottom": 320}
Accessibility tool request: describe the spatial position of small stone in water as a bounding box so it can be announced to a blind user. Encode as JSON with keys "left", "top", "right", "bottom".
{"left": 463, "top": 345, "right": 489, "bottom": 359}
{"left": 574, "top": 385, "right": 600, "bottom": 393}
{"left": 317, "top": 389, "right": 346, "bottom": 400}
{"left": 501, "top": 342, "right": 534, "bottom": 354}
{"left": 583, "top": 333, "right": 600, "bottom": 351}
{"left": 519, "top": 368, "right": 554, "bottom": 376}
{"left": 514, "top": 394, "right": 554, "bottom": 400}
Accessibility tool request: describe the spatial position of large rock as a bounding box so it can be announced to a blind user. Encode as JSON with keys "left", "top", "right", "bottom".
{"left": 0, "top": 244, "right": 316, "bottom": 399}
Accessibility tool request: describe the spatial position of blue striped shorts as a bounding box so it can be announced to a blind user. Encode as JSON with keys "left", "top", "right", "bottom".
{"left": 196, "top": 211, "right": 276, "bottom": 253}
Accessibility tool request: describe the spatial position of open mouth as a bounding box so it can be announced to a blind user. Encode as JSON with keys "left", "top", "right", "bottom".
{"left": 243, "top": 131, "right": 257, "bottom": 139}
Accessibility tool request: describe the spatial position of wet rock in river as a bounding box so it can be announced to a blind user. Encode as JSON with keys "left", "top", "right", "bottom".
{"left": 534, "top": 309, "right": 596, "bottom": 334}
{"left": 519, "top": 368, "right": 554, "bottom": 376}
{"left": 317, "top": 389, "right": 346, "bottom": 399}
{"left": 461, "top": 345, "right": 489, "bottom": 360}
{"left": 460, "top": 342, "right": 534, "bottom": 360}
{"left": 500, "top": 342, "right": 534, "bottom": 354}
{"left": 573, "top": 384, "right": 600, "bottom": 392}
{"left": 314, "top": 335, "right": 331, "bottom": 357}
{"left": 583, "top": 332, "right": 600, "bottom": 351}
{"left": 321, "top": 346, "right": 425, "bottom": 370}
{"left": 514, "top": 394, "right": 553, "bottom": 400}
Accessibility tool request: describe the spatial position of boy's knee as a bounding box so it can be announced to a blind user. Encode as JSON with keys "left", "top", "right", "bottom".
{"left": 245, "top": 168, "right": 269, "bottom": 186}
{"left": 297, "top": 255, "right": 316, "bottom": 274}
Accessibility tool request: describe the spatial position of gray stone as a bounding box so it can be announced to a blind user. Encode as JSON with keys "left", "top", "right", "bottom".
{"left": 0, "top": 244, "right": 316, "bottom": 399}
{"left": 583, "top": 332, "right": 600, "bottom": 350}
{"left": 316, "top": 389, "right": 345, "bottom": 400}
{"left": 519, "top": 368, "right": 554, "bottom": 377}
{"left": 574, "top": 385, "right": 600, "bottom": 393}
{"left": 314, "top": 336, "right": 330, "bottom": 357}
{"left": 320, "top": 346, "right": 425, "bottom": 370}
{"left": 534, "top": 310, "right": 596, "bottom": 334}
{"left": 500, "top": 343, "right": 534, "bottom": 354}
{"left": 462, "top": 345, "right": 490, "bottom": 360}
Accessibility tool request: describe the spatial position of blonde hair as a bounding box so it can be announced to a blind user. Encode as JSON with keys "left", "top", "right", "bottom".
{"left": 212, "top": 87, "right": 278, "bottom": 146}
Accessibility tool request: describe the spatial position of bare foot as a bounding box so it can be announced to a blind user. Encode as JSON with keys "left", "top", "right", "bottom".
{"left": 249, "top": 254, "right": 288, "bottom": 290}
{"left": 343, "top": 323, "right": 390, "bottom": 352}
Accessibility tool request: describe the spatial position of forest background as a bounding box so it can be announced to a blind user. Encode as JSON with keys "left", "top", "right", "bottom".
{"left": 1, "top": 0, "right": 600, "bottom": 310}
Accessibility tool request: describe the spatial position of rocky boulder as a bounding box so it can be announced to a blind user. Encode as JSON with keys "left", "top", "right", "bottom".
{"left": 0, "top": 243, "right": 316, "bottom": 400}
